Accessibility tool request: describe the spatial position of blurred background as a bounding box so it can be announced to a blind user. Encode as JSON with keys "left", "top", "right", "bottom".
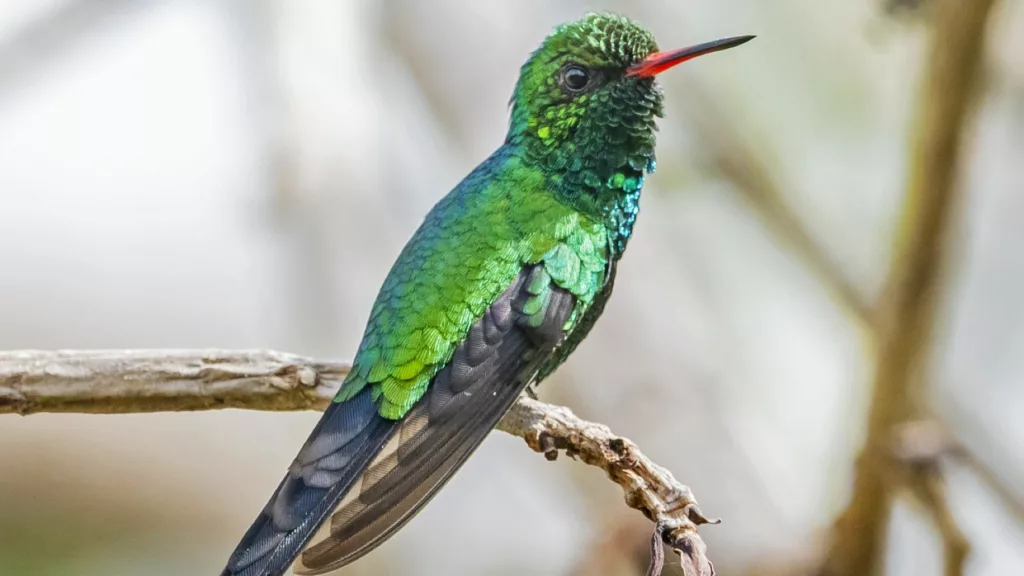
{"left": 0, "top": 0, "right": 1021, "bottom": 574}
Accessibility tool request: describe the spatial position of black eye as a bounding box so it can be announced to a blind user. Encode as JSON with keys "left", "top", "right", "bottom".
{"left": 561, "top": 65, "right": 590, "bottom": 92}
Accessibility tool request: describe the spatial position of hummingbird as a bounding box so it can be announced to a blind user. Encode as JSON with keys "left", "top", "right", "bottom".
{"left": 221, "top": 13, "right": 752, "bottom": 576}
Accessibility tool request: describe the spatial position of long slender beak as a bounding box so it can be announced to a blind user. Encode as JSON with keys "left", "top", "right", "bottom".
{"left": 626, "top": 35, "right": 755, "bottom": 77}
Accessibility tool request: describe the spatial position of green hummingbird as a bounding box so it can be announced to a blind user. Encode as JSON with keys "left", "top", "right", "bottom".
{"left": 221, "top": 13, "right": 751, "bottom": 576}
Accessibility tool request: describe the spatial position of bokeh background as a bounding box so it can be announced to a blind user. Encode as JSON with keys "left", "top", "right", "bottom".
{"left": 0, "top": 0, "right": 1021, "bottom": 574}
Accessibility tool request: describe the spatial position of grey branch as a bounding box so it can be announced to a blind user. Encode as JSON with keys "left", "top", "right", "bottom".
{"left": 0, "top": 349, "right": 716, "bottom": 576}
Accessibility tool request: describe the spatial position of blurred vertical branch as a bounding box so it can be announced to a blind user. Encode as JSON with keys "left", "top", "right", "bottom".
{"left": 822, "top": 1, "right": 997, "bottom": 576}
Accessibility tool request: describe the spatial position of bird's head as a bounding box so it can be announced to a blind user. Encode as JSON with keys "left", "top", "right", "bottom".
{"left": 507, "top": 13, "right": 752, "bottom": 201}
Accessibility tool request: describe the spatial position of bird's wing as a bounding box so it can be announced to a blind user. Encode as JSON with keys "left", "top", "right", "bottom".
{"left": 294, "top": 262, "right": 577, "bottom": 573}
{"left": 220, "top": 262, "right": 582, "bottom": 576}
{"left": 220, "top": 150, "right": 610, "bottom": 576}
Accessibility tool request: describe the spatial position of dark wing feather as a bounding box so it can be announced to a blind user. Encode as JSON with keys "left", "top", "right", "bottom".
{"left": 221, "top": 265, "right": 575, "bottom": 576}
{"left": 294, "top": 264, "right": 576, "bottom": 574}
{"left": 293, "top": 264, "right": 575, "bottom": 573}
{"left": 221, "top": 389, "right": 398, "bottom": 576}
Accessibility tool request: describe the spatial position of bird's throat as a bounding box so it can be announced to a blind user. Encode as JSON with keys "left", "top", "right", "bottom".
{"left": 545, "top": 159, "right": 648, "bottom": 258}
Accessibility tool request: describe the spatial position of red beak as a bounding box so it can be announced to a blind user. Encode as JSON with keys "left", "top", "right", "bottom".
{"left": 626, "top": 35, "right": 755, "bottom": 78}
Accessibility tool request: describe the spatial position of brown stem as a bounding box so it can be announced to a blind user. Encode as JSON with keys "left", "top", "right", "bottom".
{"left": 822, "top": 1, "right": 996, "bottom": 574}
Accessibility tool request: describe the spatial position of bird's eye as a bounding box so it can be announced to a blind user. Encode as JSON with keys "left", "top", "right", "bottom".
{"left": 561, "top": 65, "right": 591, "bottom": 93}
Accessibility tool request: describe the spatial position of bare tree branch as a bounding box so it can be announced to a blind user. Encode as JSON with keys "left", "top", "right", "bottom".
{"left": 0, "top": 348, "right": 716, "bottom": 576}
{"left": 502, "top": 398, "right": 719, "bottom": 576}
{"left": 0, "top": 349, "right": 343, "bottom": 414}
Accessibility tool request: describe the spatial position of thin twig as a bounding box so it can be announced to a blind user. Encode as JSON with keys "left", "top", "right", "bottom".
{"left": 939, "top": 406, "right": 1024, "bottom": 529}
{"left": 908, "top": 467, "right": 969, "bottom": 576}
{"left": 683, "top": 87, "right": 874, "bottom": 327}
{"left": 822, "top": 0, "right": 996, "bottom": 574}
{"left": 0, "top": 348, "right": 717, "bottom": 576}
{"left": 954, "top": 447, "right": 1024, "bottom": 534}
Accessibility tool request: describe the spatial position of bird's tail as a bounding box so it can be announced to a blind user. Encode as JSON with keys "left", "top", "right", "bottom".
{"left": 220, "top": 387, "right": 398, "bottom": 576}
